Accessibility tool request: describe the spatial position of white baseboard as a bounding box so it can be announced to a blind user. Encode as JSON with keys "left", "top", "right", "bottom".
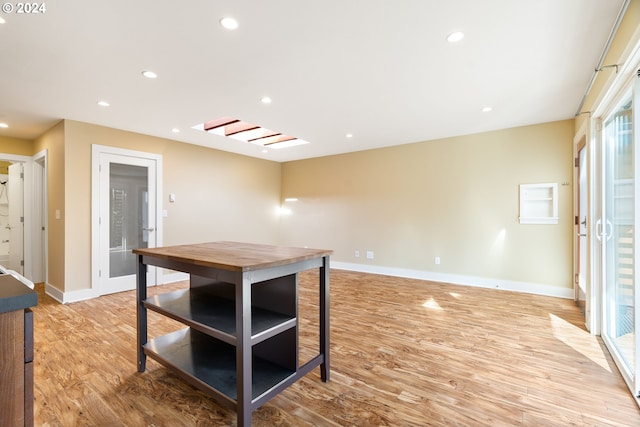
{"left": 44, "top": 283, "right": 64, "bottom": 303}
{"left": 47, "top": 272, "right": 189, "bottom": 304}
{"left": 46, "top": 265, "right": 572, "bottom": 304}
{"left": 331, "top": 261, "right": 574, "bottom": 299}
{"left": 161, "top": 271, "right": 189, "bottom": 284}
{"left": 45, "top": 283, "right": 99, "bottom": 304}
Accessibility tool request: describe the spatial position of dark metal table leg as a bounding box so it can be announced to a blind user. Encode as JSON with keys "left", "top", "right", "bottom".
{"left": 320, "top": 256, "right": 330, "bottom": 382}
{"left": 136, "top": 254, "right": 148, "bottom": 373}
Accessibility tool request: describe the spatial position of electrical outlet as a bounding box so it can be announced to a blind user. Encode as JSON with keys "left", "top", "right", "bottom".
{"left": 355, "top": 250, "right": 360, "bottom": 258}
{"left": 435, "top": 256, "right": 441, "bottom": 265}
{"left": 366, "top": 251, "right": 374, "bottom": 259}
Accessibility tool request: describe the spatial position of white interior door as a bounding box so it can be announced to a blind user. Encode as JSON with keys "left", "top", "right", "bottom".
{"left": 576, "top": 142, "right": 588, "bottom": 315}
{"left": 7, "top": 162, "right": 23, "bottom": 274}
{"left": 95, "top": 150, "right": 160, "bottom": 295}
{"left": 30, "top": 155, "right": 46, "bottom": 283}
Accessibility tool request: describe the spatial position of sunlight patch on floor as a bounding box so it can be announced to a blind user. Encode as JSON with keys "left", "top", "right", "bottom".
{"left": 549, "top": 313, "right": 611, "bottom": 372}
{"left": 422, "top": 297, "right": 443, "bottom": 311}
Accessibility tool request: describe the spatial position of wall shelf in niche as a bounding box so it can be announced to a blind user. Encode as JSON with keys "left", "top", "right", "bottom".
{"left": 519, "top": 183, "right": 558, "bottom": 224}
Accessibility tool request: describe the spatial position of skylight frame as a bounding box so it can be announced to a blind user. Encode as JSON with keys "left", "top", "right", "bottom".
{"left": 195, "top": 117, "right": 309, "bottom": 150}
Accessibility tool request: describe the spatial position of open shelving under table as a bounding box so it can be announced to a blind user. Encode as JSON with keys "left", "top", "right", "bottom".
{"left": 133, "top": 241, "right": 332, "bottom": 427}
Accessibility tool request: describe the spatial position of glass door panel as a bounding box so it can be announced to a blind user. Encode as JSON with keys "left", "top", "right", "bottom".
{"left": 109, "top": 163, "right": 149, "bottom": 278}
{"left": 602, "top": 94, "right": 634, "bottom": 378}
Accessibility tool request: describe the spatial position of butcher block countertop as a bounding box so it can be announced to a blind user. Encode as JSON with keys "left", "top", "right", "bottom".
{"left": 132, "top": 241, "right": 333, "bottom": 272}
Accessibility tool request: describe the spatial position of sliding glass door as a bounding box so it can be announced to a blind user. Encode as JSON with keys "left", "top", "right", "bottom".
{"left": 601, "top": 88, "right": 636, "bottom": 394}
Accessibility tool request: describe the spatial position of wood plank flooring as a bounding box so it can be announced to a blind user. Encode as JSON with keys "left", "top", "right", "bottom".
{"left": 32, "top": 270, "right": 639, "bottom": 426}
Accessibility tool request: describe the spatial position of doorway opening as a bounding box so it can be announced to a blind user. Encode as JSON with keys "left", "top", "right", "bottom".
{"left": 0, "top": 151, "right": 47, "bottom": 285}
{"left": 0, "top": 161, "right": 23, "bottom": 272}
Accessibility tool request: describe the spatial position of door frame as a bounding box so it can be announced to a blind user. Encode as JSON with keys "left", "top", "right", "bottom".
{"left": 28, "top": 149, "right": 48, "bottom": 284}
{"left": 91, "top": 145, "right": 163, "bottom": 294}
{"left": 589, "top": 43, "right": 640, "bottom": 404}
{"left": 597, "top": 85, "right": 636, "bottom": 398}
{"left": 0, "top": 152, "right": 44, "bottom": 284}
{"left": 573, "top": 121, "right": 599, "bottom": 334}
{"left": 8, "top": 162, "right": 24, "bottom": 274}
{"left": 573, "top": 134, "right": 587, "bottom": 301}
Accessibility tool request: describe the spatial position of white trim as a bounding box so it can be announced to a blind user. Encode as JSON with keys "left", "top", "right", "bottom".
{"left": 0, "top": 153, "right": 32, "bottom": 281}
{"left": 589, "top": 117, "right": 604, "bottom": 337}
{"left": 573, "top": 120, "right": 597, "bottom": 333}
{"left": 45, "top": 282, "right": 99, "bottom": 304}
{"left": 0, "top": 153, "right": 31, "bottom": 163}
{"left": 590, "top": 52, "right": 639, "bottom": 402}
{"left": 161, "top": 271, "right": 189, "bottom": 284}
{"left": 91, "top": 144, "right": 164, "bottom": 295}
{"left": 634, "top": 63, "right": 640, "bottom": 404}
{"left": 44, "top": 283, "right": 63, "bottom": 303}
{"left": 332, "top": 261, "right": 574, "bottom": 299}
{"left": 31, "top": 150, "right": 48, "bottom": 285}
{"left": 47, "top": 270, "right": 189, "bottom": 304}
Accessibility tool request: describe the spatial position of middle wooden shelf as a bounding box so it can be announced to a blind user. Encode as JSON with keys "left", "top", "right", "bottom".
{"left": 143, "top": 279, "right": 297, "bottom": 346}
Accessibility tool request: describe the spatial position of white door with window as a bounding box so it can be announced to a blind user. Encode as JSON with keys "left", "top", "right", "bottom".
{"left": 92, "top": 146, "right": 162, "bottom": 295}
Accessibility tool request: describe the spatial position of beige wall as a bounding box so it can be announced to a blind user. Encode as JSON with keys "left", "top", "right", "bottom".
{"left": 0, "top": 135, "right": 34, "bottom": 156}
{"left": 33, "top": 122, "right": 66, "bottom": 292}
{"left": 62, "top": 120, "right": 281, "bottom": 293}
{"left": 281, "top": 120, "right": 574, "bottom": 290}
{"left": 576, "top": 0, "right": 640, "bottom": 132}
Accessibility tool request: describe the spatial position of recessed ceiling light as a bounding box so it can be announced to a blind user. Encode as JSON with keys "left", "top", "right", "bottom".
{"left": 0, "top": 123, "right": 8, "bottom": 128}
{"left": 261, "top": 96, "right": 272, "bottom": 104}
{"left": 447, "top": 31, "right": 464, "bottom": 43}
{"left": 0, "top": 16, "right": 6, "bottom": 24}
{"left": 346, "top": 133, "right": 353, "bottom": 138}
{"left": 220, "top": 17, "right": 239, "bottom": 30}
{"left": 142, "top": 70, "right": 158, "bottom": 79}
{"left": 482, "top": 107, "right": 493, "bottom": 113}
{"left": 262, "top": 149, "right": 268, "bottom": 153}
{"left": 97, "top": 100, "right": 110, "bottom": 107}
{"left": 171, "top": 128, "right": 180, "bottom": 133}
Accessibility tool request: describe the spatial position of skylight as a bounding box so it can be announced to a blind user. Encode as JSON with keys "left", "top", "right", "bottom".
{"left": 194, "top": 117, "right": 309, "bottom": 149}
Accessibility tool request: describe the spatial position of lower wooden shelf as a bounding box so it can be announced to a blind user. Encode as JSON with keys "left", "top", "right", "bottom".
{"left": 144, "top": 328, "right": 296, "bottom": 406}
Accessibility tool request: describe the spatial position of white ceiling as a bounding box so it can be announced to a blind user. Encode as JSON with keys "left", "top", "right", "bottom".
{"left": 0, "top": 0, "right": 627, "bottom": 162}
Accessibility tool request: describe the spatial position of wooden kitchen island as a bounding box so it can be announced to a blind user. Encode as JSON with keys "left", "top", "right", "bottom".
{"left": 133, "top": 241, "right": 332, "bottom": 427}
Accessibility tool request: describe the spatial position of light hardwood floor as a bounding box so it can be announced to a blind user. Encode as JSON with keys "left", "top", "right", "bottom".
{"left": 33, "top": 270, "right": 639, "bottom": 426}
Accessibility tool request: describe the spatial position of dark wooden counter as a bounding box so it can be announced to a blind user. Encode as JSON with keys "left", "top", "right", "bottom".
{"left": 0, "top": 274, "right": 37, "bottom": 427}
{"left": 0, "top": 275, "right": 37, "bottom": 314}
